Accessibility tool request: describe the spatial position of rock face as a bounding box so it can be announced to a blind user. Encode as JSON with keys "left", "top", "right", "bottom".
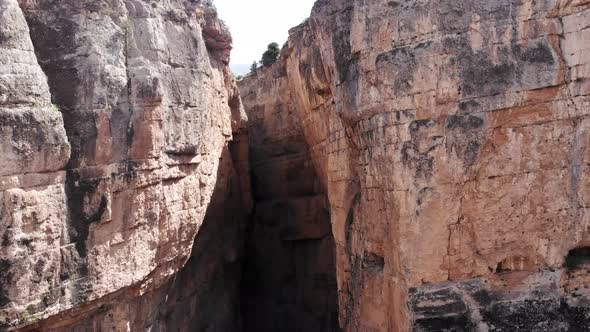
{"left": 239, "top": 63, "right": 340, "bottom": 331}
{"left": 239, "top": 0, "right": 590, "bottom": 330}
{"left": 2, "top": 0, "right": 590, "bottom": 330}
{"left": 1, "top": 0, "right": 250, "bottom": 330}
{"left": 0, "top": 0, "right": 72, "bottom": 326}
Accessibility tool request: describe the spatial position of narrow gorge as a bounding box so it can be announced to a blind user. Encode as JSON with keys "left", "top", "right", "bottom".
{"left": 1, "top": 0, "right": 589, "bottom": 331}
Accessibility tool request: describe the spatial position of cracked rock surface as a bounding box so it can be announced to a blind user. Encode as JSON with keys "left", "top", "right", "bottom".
{"left": 1, "top": 0, "right": 590, "bottom": 330}
{"left": 1, "top": 0, "right": 249, "bottom": 330}
{"left": 239, "top": 0, "right": 590, "bottom": 330}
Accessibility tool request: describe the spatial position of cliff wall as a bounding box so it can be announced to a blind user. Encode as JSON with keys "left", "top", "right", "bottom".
{"left": 0, "top": 0, "right": 250, "bottom": 330}
{"left": 239, "top": 0, "right": 590, "bottom": 330}
{"left": 2, "top": 0, "right": 590, "bottom": 330}
{"left": 239, "top": 60, "right": 340, "bottom": 331}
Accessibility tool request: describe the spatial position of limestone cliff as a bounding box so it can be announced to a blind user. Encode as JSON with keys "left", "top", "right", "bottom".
{"left": 239, "top": 0, "right": 590, "bottom": 330}
{"left": 0, "top": 0, "right": 250, "bottom": 330}
{"left": 2, "top": 0, "right": 590, "bottom": 330}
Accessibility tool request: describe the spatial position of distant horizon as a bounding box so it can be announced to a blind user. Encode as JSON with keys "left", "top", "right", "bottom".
{"left": 213, "top": 0, "right": 316, "bottom": 75}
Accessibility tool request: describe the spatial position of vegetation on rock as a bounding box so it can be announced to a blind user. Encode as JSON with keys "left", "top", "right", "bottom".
{"left": 261, "top": 42, "right": 280, "bottom": 67}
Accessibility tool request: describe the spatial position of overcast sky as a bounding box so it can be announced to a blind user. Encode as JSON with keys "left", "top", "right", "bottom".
{"left": 213, "top": 0, "right": 316, "bottom": 72}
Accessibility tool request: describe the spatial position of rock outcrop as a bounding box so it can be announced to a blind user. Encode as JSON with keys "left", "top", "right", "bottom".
{"left": 239, "top": 0, "right": 590, "bottom": 330}
{"left": 1, "top": 0, "right": 250, "bottom": 330}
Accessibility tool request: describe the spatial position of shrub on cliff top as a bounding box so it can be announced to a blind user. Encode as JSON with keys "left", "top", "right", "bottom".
{"left": 250, "top": 61, "right": 258, "bottom": 74}
{"left": 261, "top": 42, "right": 280, "bottom": 67}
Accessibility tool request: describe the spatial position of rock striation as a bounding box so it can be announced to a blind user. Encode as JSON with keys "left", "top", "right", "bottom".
{"left": 239, "top": 61, "right": 340, "bottom": 331}
{"left": 1, "top": 0, "right": 250, "bottom": 330}
{"left": 239, "top": 0, "right": 590, "bottom": 330}
{"left": 1, "top": 0, "right": 590, "bottom": 330}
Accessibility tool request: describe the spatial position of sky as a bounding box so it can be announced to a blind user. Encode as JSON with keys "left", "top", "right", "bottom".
{"left": 213, "top": 0, "right": 316, "bottom": 75}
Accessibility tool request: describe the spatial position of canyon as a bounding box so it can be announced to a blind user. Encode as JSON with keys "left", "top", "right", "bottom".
{"left": 0, "top": 0, "right": 589, "bottom": 331}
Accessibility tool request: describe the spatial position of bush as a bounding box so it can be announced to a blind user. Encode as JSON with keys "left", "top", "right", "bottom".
{"left": 261, "top": 42, "right": 280, "bottom": 67}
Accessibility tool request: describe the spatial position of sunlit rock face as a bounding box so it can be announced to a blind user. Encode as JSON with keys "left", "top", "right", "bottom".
{"left": 0, "top": 0, "right": 250, "bottom": 330}
{"left": 0, "top": 0, "right": 72, "bottom": 327}
{"left": 241, "top": 0, "right": 590, "bottom": 330}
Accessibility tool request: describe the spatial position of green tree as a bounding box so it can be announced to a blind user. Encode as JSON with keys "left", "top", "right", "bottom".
{"left": 250, "top": 61, "right": 258, "bottom": 74}
{"left": 261, "top": 42, "right": 280, "bottom": 67}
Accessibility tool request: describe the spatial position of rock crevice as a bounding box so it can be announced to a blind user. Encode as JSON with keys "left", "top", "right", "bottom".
{"left": 239, "top": 0, "right": 590, "bottom": 330}
{"left": 1, "top": 0, "right": 590, "bottom": 331}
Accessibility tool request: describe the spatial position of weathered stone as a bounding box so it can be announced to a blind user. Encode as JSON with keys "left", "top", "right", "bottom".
{"left": 2, "top": 0, "right": 590, "bottom": 330}
{"left": 240, "top": 0, "right": 590, "bottom": 330}
{"left": 1, "top": 0, "right": 248, "bottom": 330}
{"left": 0, "top": 0, "right": 70, "bottom": 177}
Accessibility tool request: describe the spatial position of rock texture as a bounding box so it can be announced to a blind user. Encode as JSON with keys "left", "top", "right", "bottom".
{"left": 0, "top": 0, "right": 72, "bottom": 326}
{"left": 2, "top": 0, "right": 590, "bottom": 330}
{"left": 0, "top": 0, "right": 250, "bottom": 330}
{"left": 239, "top": 0, "right": 590, "bottom": 330}
{"left": 239, "top": 63, "right": 340, "bottom": 331}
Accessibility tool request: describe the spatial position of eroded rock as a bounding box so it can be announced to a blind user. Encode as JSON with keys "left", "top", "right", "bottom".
{"left": 240, "top": 0, "right": 590, "bottom": 330}
{"left": 1, "top": 0, "right": 247, "bottom": 330}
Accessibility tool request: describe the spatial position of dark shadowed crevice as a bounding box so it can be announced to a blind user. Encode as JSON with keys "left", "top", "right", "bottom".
{"left": 145, "top": 145, "right": 250, "bottom": 332}
{"left": 565, "top": 247, "right": 590, "bottom": 269}
{"left": 238, "top": 73, "right": 341, "bottom": 331}
{"left": 240, "top": 179, "right": 341, "bottom": 332}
